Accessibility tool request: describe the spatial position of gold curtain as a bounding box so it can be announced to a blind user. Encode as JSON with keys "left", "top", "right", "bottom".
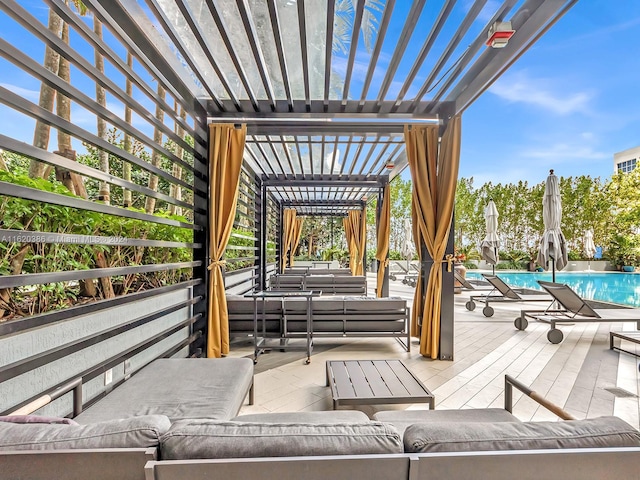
{"left": 281, "top": 208, "right": 297, "bottom": 271}
{"left": 405, "top": 117, "right": 461, "bottom": 358}
{"left": 375, "top": 185, "right": 390, "bottom": 297}
{"left": 207, "top": 123, "right": 246, "bottom": 358}
{"left": 348, "top": 209, "right": 366, "bottom": 276}
{"left": 290, "top": 217, "right": 304, "bottom": 266}
{"left": 343, "top": 216, "right": 356, "bottom": 275}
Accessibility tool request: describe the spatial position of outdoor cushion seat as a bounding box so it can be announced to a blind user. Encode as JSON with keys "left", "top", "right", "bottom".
{"left": 74, "top": 358, "right": 254, "bottom": 424}
{"left": 233, "top": 410, "right": 370, "bottom": 423}
{"left": 403, "top": 416, "right": 640, "bottom": 453}
{"left": 0, "top": 415, "right": 170, "bottom": 450}
{"left": 159, "top": 419, "right": 403, "bottom": 459}
{"left": 373, "top": 408, "right": 519, "bottom": 437}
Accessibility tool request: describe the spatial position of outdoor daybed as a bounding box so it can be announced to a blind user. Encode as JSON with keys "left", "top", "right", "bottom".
{"left": 227, "top": 295, "right": 410, "bottom": 351}
{"left": 0, "top": 357, "right": 255, "bottom": 480}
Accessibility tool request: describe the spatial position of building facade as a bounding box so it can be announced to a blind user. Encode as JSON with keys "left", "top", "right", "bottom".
{"left": 613, "top": 146, "right": 639, "bottom": 173}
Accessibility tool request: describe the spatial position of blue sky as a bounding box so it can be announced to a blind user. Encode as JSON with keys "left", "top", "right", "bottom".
{"left": 1, "top": 1, "right": 639, "bottom": 187}
{"left": 461, "top": 0, "right": 640, "bottom": 185}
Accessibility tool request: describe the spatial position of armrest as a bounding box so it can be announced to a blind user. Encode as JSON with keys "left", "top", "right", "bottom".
{"left": 504, "top": 375, "right": 575, "bottom": 420}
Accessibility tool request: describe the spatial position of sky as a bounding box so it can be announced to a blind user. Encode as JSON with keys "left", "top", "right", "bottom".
{"left": 1, "top": 0, "right": 639, "bottom": 188}
{"left": 460, "top": 0, "right": 640, "bottom": 185}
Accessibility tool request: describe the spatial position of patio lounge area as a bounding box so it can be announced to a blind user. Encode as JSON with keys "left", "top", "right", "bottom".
{"left": 2, "top": 0, "right": 640, "bottom": 478}
{"left": 230, "top": 274, "right": 640, "bottom": 429}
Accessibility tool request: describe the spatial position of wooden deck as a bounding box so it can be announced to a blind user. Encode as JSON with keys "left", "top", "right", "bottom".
{"left": 229, "top": 273, "right": 640, "bottom": 428}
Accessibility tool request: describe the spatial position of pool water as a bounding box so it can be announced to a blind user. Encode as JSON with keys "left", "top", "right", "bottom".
{"left": 465, "top": 271, "right": 640, "bottom": 308}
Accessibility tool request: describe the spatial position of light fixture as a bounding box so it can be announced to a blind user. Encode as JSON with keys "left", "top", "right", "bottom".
{"left": 385, "top": 162, "right": 395, "bottom": 170}
{"left": 486, "top": 21, "right": 515, "bottom": 48}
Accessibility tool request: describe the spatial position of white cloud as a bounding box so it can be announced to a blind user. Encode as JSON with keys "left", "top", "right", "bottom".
{"left": 0, "top": 83, "right": 40, "bottom": 102}
{"left": 520, "top": 142, "right": 609, "bottom": 161}
{"left": 489, "top": 71, "right": 594, "bottom": 115}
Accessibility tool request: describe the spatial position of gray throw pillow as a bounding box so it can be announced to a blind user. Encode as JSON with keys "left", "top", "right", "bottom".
{"left": 0, "top": 414, "right": 170, "bottom": 450}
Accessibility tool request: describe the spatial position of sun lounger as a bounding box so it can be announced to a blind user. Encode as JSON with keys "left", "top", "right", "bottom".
{"left": 454, "top": 271, "right": 492, "bottom": 291}
{"left": 515, "top": 280, "right": 640, "bottom": 344}
{"left": 465, "top": 274, "right": 552, "bottom": 317}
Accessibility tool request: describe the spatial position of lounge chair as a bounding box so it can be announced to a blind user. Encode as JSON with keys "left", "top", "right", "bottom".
{"left": 454, "top": 271, "right": 492, "bottom": 291}
{"left": 516, "top": 280, "right": 640, "bottom": 344}
{"left": 465, "top": 274, "right": 552, "bottom": 317}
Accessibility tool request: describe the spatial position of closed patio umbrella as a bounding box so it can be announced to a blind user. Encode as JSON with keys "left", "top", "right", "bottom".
{"left": 583, "top": 229, "right": 596, "bottom": 271}
{"left": 401, "top": 218, "right": 415, "bottom": 270}
{"left": 536, "top": 169, "right": 568, "bottom": 281}
{"left": 479, "top": 199, "right": 500, "bottom": 274}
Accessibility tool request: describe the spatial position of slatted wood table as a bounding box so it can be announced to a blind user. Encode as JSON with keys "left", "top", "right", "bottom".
{"left": 326, "top": 360, "right": 435, "bottom": 410}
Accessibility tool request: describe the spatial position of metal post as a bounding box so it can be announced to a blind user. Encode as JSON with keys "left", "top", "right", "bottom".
{"left": 277, "top": 201, "right": 284, "bottom": 273}
{"left": 258, "top": 180, "right": 268, "bottom": 291}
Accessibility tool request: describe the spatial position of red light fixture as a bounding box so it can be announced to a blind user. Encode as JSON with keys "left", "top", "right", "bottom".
{"left": 385, "top": 162, "right": 395, "bottom": 170}
{"left": 486, "top": 21, "right": 515, "bottom": 48}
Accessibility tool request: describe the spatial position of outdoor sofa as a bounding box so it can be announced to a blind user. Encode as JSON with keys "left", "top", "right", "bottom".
{"left": 227, "top": 294, "right": 410, "bottom": 351}
{"left": 516, "top": 280, "right": 640, "bottom": 344}
{"left": 147, "top": 375, "right": 640, "bottom": 480}
{"left": 2, "top": 370, "right": 640, "bottom": 480}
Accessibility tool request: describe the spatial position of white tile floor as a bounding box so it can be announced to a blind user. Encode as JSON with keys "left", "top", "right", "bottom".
{"left": 229, "top": 273, "right": 640, "bottom": 428}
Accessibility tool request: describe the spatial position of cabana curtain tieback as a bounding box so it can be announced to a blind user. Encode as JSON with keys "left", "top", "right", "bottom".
{"left": 443, "top": 254, "right": 454, "bottom": 272}
{"left": 207, "top": 259, "right": 227, "bottom": 271}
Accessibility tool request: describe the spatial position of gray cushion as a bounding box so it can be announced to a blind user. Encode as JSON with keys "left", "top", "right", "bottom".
{"left": 0, "top": 415, "right": 170, "bottom": 450}
{"left": 404, "top": 416, "right": 640, "bottom": 453}
{"left": 373, "top": 408, "right": 518, "bottom": 436}
{"left": 160, "top": 419, "right": 403, "bottom": 459}
{"left": 75, "top": 358, "right": 254, "bottom": 423}
{"left": 233, "top": 410, "right": 370, "bottom": 423}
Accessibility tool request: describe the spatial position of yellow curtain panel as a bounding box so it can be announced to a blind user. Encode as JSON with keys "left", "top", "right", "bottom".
{"left": 281, "top": 208, "right": 297, "bottom": 271}
{"left": 404, "top": 116, "right": 461, "bottom": 358}
{"left": 207, "top": 123, "right": 246, "bottom": 358}
{"left": 343, "top": 216, "right": 355, "bottom": 275}
{"left": 375, "top": 185, "right": 390, "bottom": 297}
{"left": 290, "top": 216, "right": 304, "bottom": 266}
{"left": 348, "top": 210, "right": 366, "bottom": 276}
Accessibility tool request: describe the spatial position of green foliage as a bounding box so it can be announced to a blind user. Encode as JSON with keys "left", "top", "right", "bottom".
{"left": 454, "top": 174, "right": 612, "bottom": 260}
{"left": 606, "top": 233, "right": 640, "bottom": 268}
{"left": 0, "top": 171, "right": 192, "bottom": 318}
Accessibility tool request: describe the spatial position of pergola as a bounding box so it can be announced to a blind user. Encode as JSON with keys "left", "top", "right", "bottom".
{"left": 0, "top": 0, "right": 578, "bottom": 376}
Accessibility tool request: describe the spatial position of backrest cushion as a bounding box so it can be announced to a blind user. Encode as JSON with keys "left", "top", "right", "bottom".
{"left": 404, "top": 417, "right": 640, "bottom": 453}
{"left": 0, "top": 415, "right": 170, "bottom": 450}
{"left": 160, "top": 419, "right": 403, "bottom": 459}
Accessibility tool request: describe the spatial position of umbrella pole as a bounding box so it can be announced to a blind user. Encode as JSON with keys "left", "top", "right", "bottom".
{"left": 552, "top": 258, "right": 556, "bottom": 283}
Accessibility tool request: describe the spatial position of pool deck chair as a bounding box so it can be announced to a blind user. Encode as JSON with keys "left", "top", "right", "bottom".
{"left": 516, "top": 280, "right": 640, "bottom": 344}
{"left": 454, "top": 271, "right": 492, "bottom": 291}
{"left": 465, "top": 274, "right": 552, "bottom": 317}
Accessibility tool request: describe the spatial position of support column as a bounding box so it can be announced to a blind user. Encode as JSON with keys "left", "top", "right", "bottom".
{"left": 277, "top": 202, "right": 284, "bottom": 274}
{"left": 256, "top": 180, "right": 268, "bottom": 291}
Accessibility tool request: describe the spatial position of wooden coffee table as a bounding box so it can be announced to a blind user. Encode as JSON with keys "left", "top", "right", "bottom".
{"left": 326, "top": 360, "right": 435, "bottom": 410}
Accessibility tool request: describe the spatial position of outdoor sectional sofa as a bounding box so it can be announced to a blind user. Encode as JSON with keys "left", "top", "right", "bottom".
{"left": 2, "top": 368, "right": 640, "bottom": 480}
{"left": 227, "top": 294, "right": 410, "bottom": 351}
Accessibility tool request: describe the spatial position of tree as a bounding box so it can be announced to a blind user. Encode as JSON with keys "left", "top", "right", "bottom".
{"left": 144, "top": 84, "right": 166, "bottom": 214}
{"left": 29, "top": 9, "right": 63, "bottom": 179}
{"left": 94, "top": 16, "right": 110, "bottom": 205}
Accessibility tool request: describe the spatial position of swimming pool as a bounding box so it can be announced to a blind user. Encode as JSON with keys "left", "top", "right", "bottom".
{"left": 465, "top": 271, "right": 640, "bottom": 308}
